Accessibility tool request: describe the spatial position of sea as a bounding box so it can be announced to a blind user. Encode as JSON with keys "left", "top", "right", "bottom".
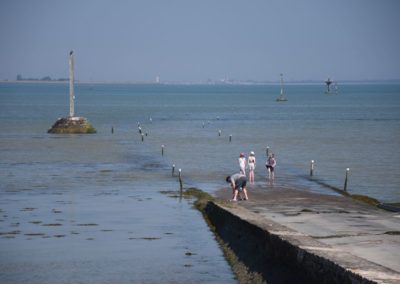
{"left": 0, "top": 82, "right": 399, "bottom": 283}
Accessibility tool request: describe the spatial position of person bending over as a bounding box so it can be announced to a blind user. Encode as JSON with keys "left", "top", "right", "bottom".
{"left": 226, "top": 173, "right": 249, "bottom": 201}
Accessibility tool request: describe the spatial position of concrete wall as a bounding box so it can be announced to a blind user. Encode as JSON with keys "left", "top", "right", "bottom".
{"left": 204, "top": 201, "right": 376, "bottom": 284}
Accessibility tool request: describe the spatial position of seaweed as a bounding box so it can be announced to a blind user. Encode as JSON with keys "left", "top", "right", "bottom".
{"left": 350, "top": 194, "right": 380, "bottom": 206}
{"left": 183, "top": 187, "right": 265, "bottom": 284}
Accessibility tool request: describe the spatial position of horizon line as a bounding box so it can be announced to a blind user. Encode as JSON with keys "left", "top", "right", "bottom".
{"left": 1, "top": 78, "right": 400, "bottom": 85}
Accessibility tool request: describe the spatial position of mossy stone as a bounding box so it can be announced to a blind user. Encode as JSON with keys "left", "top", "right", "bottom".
{"left": 48, "top": 117, "right": 96, "bottom": 134}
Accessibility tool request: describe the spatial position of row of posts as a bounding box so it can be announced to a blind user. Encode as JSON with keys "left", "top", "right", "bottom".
{"left": 114, "top": 124, "right": 351, "bottom": 193}
{"left": 169, "top": 151, "right": 350, "bottom": 194}
{"left": 112, "top": 124, "right": 238, "bottom": 142}
{"left": 309, "top": 159, "right": 350, "bottom": 192}
{"left": 171, "top": 164, "right": 183, "bottom": 192}
{"left": 109, "top": 122, "right": 235, "bottom": 192}
{"left": 139, "top": 124, "right": 183, "bottom": 189}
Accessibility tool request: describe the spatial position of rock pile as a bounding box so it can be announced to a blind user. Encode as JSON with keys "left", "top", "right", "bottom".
{"left": 48, "top": 117, "right": 96, "bottom": 134}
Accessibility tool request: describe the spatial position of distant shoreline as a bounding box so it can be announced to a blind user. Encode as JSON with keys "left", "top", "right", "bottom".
{"left": 1, "top": 79, "right": 400, "bottom": 86}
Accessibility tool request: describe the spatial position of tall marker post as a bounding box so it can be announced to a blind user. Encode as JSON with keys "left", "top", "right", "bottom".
{"left": 69, "top": 51, "right": 75, "bottom": 117}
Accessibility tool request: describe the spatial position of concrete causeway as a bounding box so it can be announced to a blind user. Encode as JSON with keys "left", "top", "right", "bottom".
{"left": 211, "top": 185, "right": 400, "bottom": 283}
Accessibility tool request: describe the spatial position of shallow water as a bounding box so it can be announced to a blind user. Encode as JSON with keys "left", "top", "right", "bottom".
{"left": 0, "top": 82, "right": 399, "bottom": 282}
{"left": 0, "top": 179, "right": 235, "bottom": 283}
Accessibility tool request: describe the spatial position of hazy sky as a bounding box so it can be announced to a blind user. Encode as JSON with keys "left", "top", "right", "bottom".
{"left": 1, "top": 0, "right": 399, "bottom": 82}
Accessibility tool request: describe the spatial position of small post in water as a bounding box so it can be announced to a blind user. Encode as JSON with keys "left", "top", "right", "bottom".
{"left": 178, "top": 169, "right": 183, "bottom": 191}
{"left": 111, "top": 126, "right": 114, "bottom": 134}
{"left": 172, "top": 164, "right": 175, "bottom": 176}
{"left": 344, "top": 168, "right": 350, "bottom": 192}
{"left": 161, "top": 144, "right": 164, "bottom": 156}
{"left": 229, "top": 134, "right": 232, "bottom": 142}
{"left": 141, "top": 133, "right": 144, "bottom": 142}
{"left": 266, "top": 146, "right": 270, "bottom": 157}
{"left": 218, "top": 129, "right": 221, "bottom": 136}
{"left": 310, "top": 160, "right": 315, "bottom": 176}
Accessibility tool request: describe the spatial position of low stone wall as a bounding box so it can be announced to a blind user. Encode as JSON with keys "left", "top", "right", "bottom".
{"left": 204, "top": 201, "right": 378, "bottom": 284}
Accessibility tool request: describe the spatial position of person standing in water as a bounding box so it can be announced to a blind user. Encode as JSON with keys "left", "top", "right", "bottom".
{"left": 238, "top": 153, "right": 246, "bottom": 176}
{"left": 248, "top": 151, "right": 256, "bottom": 184}
{"left": 266, "top": 153, "right": 277, "bottom": 180}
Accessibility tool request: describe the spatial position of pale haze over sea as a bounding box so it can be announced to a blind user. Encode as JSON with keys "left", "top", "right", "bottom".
{"left": 0, "top": 0, "right": 399, "bottom": 83}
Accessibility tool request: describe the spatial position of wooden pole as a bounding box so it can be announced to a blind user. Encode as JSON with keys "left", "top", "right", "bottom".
{"left": 172, "top": 164, "right": 175, "bottom": 176}
{"left": 161, "top": 145, "right": 164, "bottom": 156}
{"left": 344, "top": 168, "right": 350, "bottom": 192}
{"left": 310, "top": 160, "right": 315, "bottom": 176}
{"left": 178, "top": 169, "right": 183, "bottom": 191}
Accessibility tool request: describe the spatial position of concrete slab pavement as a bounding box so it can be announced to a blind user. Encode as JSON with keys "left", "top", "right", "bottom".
{"left": 214, "top": 184, "right": 400, "bottom": 283}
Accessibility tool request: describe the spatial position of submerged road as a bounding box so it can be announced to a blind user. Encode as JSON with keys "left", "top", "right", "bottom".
{"left": 214, "top": 185, "right": 400, "bottom": 283}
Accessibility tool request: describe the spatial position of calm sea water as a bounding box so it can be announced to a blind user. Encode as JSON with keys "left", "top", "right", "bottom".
{"left": 0, "top": 82, "right": 399, "bottom": 282}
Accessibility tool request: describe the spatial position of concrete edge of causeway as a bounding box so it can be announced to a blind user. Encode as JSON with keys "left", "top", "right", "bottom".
{"left": 205, "top": 201, "right": 400, "bottom": 284}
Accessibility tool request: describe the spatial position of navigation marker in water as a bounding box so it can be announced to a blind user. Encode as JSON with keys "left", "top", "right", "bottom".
{"left": 276, "top": 73, "right": 288, "bottom": 102}
{"left": 48, "top": 51, "right": 96, "bottom": 134}
{"left": 69, "top": 50, "right": 75, "bottom": 117}
{"left": 325, "top": 78, "right": 332, "bottom": 94}
{"left": 325, "top": 77, "right": 339, "bottom": 95}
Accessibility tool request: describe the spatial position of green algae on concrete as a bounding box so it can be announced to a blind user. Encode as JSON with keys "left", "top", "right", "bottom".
{"left": 48, "top": 116, "right": 96, "bottom": 134}
{"left": 309, "top": 176, "right": 400, "bottom": 211}
{"left": 183, "top": 188, "right": 265, "bottom": 284}
{"left": 350, "top": 194, "right": 380, "bottom": 206}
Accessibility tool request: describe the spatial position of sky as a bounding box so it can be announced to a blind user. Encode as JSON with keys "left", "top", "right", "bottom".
{"left": 0, "top": 0, "right": 399, "bottom": 83}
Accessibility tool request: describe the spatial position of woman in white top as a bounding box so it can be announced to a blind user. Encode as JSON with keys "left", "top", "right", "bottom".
{"left": 248, "top": 151, "right": 256, "bottom": 184}
{"left": 238, "top": 153, "right": 246, "bottom": 176}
